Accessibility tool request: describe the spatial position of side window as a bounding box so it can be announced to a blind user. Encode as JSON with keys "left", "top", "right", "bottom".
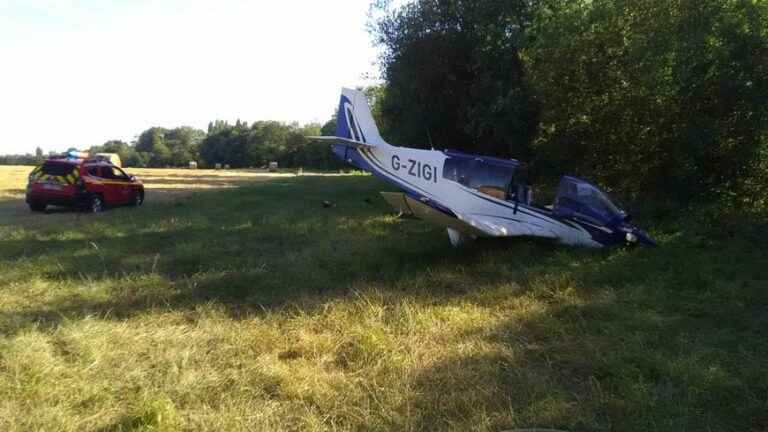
{"left": 110, "top": 167, "right": 129, "bottom": 180}
{"left": 469, "top": 162, "right": 514, "bottom": 201}
{"left": 29, "top": 165, "right": 43, "bottom": 180}
{"left": 442, "top": 157, "right": 470, "bottom": 186}
{"left": 87, "top": 167, "right": 102, "bottom": 177}
{"left": 443, "top": 157, "right": 515, "bottom": 200}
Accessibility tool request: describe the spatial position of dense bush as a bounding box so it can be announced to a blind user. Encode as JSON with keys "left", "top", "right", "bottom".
{"left": 526, "top": 0, "right": 768, "bottom": 203}
{"left": 371, "top": 0, "right": 768, "bottom": 205}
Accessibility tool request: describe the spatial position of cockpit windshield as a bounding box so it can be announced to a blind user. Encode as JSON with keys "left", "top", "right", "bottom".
{"left": 553, "top": 176, "right": 624, "bottom": 224}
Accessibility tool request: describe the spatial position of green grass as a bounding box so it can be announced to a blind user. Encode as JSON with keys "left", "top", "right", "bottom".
{"left": 0, "top": 175, "right": 766, "bottom": 431}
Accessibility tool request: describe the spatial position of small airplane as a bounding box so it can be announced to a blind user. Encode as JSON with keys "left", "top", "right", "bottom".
{"left": 312, "top": 88, "right": 655, "bottom": 247}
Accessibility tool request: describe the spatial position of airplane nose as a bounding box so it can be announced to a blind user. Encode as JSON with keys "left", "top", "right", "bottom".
{"left": 621, "top": 226, "right": 656, "bottom": 247}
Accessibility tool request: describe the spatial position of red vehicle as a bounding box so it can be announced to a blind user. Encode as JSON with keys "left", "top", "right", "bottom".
{"left": 26, "top": 157, "right": 145, "bottom": 213}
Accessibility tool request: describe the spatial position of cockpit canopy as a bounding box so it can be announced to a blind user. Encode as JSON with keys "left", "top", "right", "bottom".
{"left": 553, "top": 176, "right": 625, "bottom": 225}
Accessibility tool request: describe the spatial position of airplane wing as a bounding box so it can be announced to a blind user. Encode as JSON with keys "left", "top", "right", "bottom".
{"left": 381, "top": 192, "right": 500, "bottom": 238}
{"left": 382, "top": 192, "right": 563, "bottom": 241}
{"left": 308, "top": 136, "right": 374, "bottom": 149}
{"left": 453, "top": 212, "right": 512, "bottom": 238}
{"left": 457, "top": 210, "right": 561, "bottom": 240}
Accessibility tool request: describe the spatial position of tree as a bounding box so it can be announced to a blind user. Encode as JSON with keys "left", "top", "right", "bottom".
{"left": 165, "top": 127, "right": 205, "bottom": 166}
{"left": 370, "top": 0, "right": 538, "bottom": 157}
{"left": 132, "top": 126, "right": 203, "bottom": 167}
{"left": 199, "top": 121, "right": 251, "bottom": 168}
{"left": 362, "top": 85, "right": 392, "bottom": 141}
{"left": 90, "top": 140, "right": 136, "bottom": 165}
{"left": 525, "top": 0, "right": 768, "bottom": 201}
{"left": 135, "top": 128, "right": 166, "bottom": 154}
{"left": 320, "top": 115, "right": 337, "bottom": 137}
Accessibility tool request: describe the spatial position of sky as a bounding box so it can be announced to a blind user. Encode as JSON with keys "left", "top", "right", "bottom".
{"left": 0, "top": 0, "right": 388, "bottom": 154}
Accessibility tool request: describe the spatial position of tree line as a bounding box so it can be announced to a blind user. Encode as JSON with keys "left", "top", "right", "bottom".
{"left": 94, "top": 117, "right": 343, "bottom": 169}
{"left": 1, "top": 117, "right": 343, "bottom": 170}
{"left": 0, "top": 147, "right": 47, "bottom": 166}
{"left": 370, "top": 0, "right": 768, "bottom": 206}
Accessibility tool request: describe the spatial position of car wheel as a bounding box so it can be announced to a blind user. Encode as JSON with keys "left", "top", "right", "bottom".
{"left": 89, "top": 195, "right": 104, "bottom": 213}
{"left": 29, "top": 201, "right": 47, "bottom": 212}
{"left": 132, "top": 190, "right": 144, "bottom": 207}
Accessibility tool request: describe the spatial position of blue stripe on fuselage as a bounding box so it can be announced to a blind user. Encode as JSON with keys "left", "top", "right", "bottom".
{"left": 463, "top": 188, "right": 573, "bottom": 229}
{"left": 336, "top": 96, "right": 353, "bottom": 140}
{"left": 355, "top": 148, "right": 434, "bottom": 199}
{"left": 334, "top": 145, "right": 456, "bottom": 218}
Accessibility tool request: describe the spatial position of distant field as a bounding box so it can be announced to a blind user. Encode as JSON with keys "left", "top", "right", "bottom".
{"left": 0, "top": 166, "right": 766, "bottom": 431}
{"left": 0, "top": 165, "right": 336, "bottom": 217}
{"left": 0, "top": 164, "right": 313, "bottom": 199}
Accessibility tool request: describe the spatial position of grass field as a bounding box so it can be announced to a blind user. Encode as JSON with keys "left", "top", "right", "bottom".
{"left": 0, "top": 165, "right": 766, "bottom": 431}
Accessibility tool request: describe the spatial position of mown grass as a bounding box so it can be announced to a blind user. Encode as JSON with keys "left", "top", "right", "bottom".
{"left": 0, "top": 167, "right": 766, "bottom": 431}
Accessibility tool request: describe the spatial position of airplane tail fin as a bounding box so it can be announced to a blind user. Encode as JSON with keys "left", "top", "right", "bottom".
{"left": 335, "top": 88, "right": 389, "bottom": 147}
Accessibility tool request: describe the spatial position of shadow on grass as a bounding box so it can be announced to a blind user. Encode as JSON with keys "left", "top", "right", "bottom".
{"left": 1, "top": 176, "right": 766, "bottom": 430}
{"left": 0, "top": 231, "right": 551, "bottom": 334}
{"left": 138, "top": 178, "right": 270, "bottom": 188}
{"left": 0, "top": 176, "right": 554, "bottom": 331}
{"left": 402, "top": 224, "right": 768, "bottom": 431}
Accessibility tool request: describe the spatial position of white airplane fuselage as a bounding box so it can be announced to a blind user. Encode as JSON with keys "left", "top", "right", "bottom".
{"left": 341, "top": 143, "right": 602, "bottom": 247}
{"left": 315, "top": 87, "right": 656, "bottom": 248}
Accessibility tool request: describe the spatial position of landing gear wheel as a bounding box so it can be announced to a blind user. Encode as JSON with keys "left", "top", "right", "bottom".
{"left": 447, "top": 228, "right": 473, "bottom": 247}
{"left": 29, "top": 202, "right": 46, "bottom": 212}
{"left": 132, "top": 190, "right": 144, "bottom": 207}
{"left": 89, "top": 195, "right": 104, "bottom": 213}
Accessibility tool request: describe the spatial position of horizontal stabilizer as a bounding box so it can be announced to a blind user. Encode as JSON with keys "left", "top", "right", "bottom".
{"left": 308, "top": 136, "right": 374, "bottom": 149}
